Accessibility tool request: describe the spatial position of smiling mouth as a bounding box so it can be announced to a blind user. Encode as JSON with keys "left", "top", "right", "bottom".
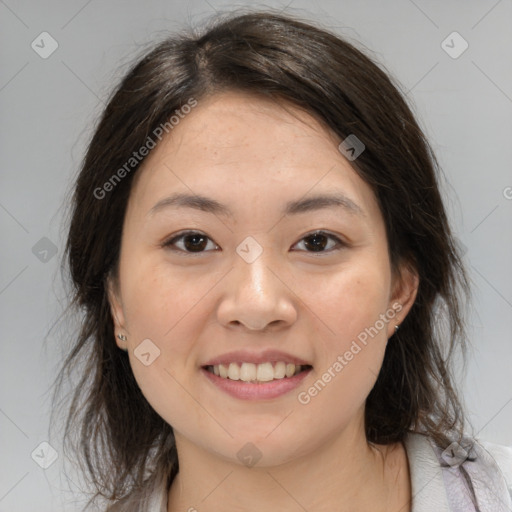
{"left": 203, "top": 362, "right": 313, "bottom": 383}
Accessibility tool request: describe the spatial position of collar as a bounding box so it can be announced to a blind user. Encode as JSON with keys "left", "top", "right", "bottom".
{"left": 403, "top": 432, "right": 451, "bottom": 512}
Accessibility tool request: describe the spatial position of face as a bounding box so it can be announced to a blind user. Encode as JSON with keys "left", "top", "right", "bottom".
{"left": 108, "top": 91, "right": 418, "bottom": 467}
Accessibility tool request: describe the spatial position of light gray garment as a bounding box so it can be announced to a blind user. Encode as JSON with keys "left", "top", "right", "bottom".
{"left": 108, "top": 432, "right": 512, "bottom": 511}
{"left": 404, "top": 433, "right": 512, "bottom": 512}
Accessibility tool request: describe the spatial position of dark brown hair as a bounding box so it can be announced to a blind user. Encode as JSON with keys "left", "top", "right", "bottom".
{"left": 56, "top": 9, "right": 470, "bottom": 508}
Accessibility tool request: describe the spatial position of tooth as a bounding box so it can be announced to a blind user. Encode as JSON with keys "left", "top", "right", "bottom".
{"left": 256, "top": 362, "right": 274, "bottom": 382}
{"left": 240, "top": 363, "right": 257, "bottom": 382}
{"left": 274, "top": 361, "right": 286, "bottom": 379}
{"left": 213, "top": 361, "right": 306, "bottom": 381}
{"left": 219, "top": 364, "right": 228, "bottom": 378}
{"left": 228, "top": 362, "right": 240, "bottom": 380}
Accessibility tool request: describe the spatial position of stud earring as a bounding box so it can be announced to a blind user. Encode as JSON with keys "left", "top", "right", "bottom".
{"left": 394, "top": 324, "right": 400, "bottom": 333}
{"left": 117, "top": 333, "right": 127, "bottom": 341}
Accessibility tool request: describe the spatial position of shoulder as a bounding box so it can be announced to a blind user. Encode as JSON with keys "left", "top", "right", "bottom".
{"left": 404, "top": 432, "right": 512, "bottom": 511}
{"left": 478, "top": 439, "right": 512, "bottom": 491}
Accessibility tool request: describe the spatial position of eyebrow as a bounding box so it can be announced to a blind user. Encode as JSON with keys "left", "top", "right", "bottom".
{"left": 147, "top": 191, "right": 364, "bottom": 218}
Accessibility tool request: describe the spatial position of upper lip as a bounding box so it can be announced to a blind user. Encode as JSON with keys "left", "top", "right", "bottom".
{"left": 202, "top": 349, "right": 312, "bottom": 367}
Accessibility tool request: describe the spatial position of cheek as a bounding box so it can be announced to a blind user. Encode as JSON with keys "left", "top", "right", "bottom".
{"left": 301, "top": 258, "right": 392, "bottom": 346}
{"left": 119, "top": 255, "right": 227, "bottom": 393}
{"left": 129, "top": 354, "right": 207, "bottom": 440}
{"left": 292, "top": 281, "right": 391, "bottom": 444}
{"left": 297, "top": 258, "right": 392, "bottom": 403}
{"left": 119, "top": 260, "right": 211, "bottom": 399}
{"left": 121, "top": 258, "right": 211, "bottom": 339}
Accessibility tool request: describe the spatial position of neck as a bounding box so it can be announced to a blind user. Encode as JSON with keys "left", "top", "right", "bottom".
{"left": 167, "top": 423, "right": 411, "bottom": 512}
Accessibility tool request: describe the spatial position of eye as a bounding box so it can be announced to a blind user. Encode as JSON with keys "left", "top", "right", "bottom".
{"left": 162, "top": 230, "right": 219, "bottom": 254}
{"left": 162, "top": 230, "right": 345, "bottom": 255}
{"left": 292, "top": 231, "right": 345, "bottom": 253}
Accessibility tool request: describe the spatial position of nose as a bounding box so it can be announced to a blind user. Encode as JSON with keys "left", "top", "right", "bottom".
{"left": 216, "top": 248, "right": 298, "bottom": 332}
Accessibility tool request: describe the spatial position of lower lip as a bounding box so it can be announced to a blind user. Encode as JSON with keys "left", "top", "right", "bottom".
{"left": 201, "top": 367, "right": 312, "bottom": 400}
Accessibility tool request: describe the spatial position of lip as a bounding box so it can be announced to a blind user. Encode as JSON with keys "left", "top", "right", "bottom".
{"left": 201, "top": 366, "right": 312, "bottom": 400}
{"left": 202, "top": 349, "right": 312, "bottom": 367}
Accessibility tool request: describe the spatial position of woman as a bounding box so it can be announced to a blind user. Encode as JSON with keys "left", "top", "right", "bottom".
{"left": 58, "top": 10, "right": 512, "bottom": 512}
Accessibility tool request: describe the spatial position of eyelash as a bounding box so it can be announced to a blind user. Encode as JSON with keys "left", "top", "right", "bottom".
{"left": 161, "top": 230, "right": 347, "bottom": 255}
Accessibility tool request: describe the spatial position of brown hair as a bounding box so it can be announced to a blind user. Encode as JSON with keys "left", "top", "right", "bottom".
{"left": 56, "top": 9, "right": 470, "bottom": 508}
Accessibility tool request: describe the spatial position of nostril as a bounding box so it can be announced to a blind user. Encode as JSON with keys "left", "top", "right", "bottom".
{"left": 231, "top": 320, "right": 267, "bottom": 330}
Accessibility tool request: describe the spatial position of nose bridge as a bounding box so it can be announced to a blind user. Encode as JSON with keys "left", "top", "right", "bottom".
{"left": 234, "top": 242, "right": 278, "bottom": 302}
{"left": 216, "top": 238, "right": 297, "bottom": 330}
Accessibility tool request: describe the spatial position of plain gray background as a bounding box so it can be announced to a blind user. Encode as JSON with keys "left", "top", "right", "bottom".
{"left": 1, "top": 0, "right": 511, "bottom": 510}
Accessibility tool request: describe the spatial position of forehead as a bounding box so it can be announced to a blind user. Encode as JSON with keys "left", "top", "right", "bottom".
{"left": 127, "top": 91, "right": 381, "bottom": 223}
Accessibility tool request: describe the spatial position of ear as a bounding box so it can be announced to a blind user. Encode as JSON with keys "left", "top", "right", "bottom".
{"left": 106, "top": 275, "right": 128, "bottom": 350}
{"left": 386, "top": 261, "right": 419, "bottom": 339}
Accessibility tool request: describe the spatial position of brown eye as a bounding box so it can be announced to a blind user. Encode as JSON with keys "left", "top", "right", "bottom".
{"left": 163, "top": 231, "right": 218, "bottom": 253}
{"left": 293, "top": 231, "right": 344, "bottom": 253}
{"left": 304, "top": 232, "right": 329, "bottom": 251}
{"left": 182, "top": 233, "right": 208, "bottom": 252}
